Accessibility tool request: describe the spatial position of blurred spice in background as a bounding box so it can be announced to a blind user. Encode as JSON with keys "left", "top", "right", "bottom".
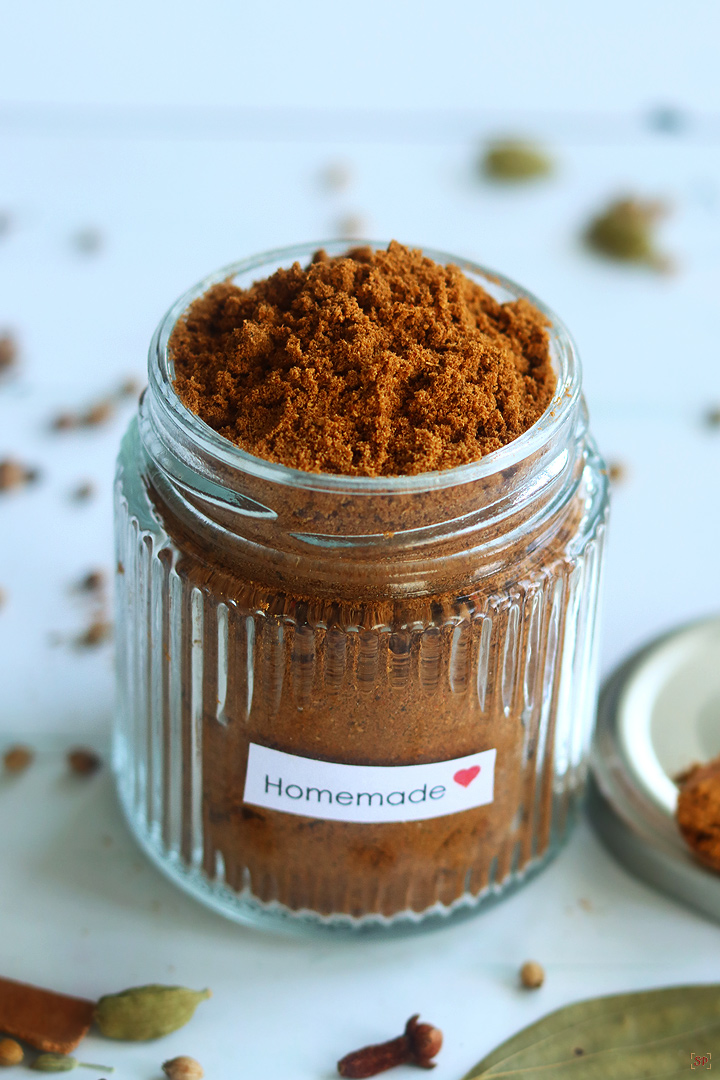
{"left": 74, "top": 619, "right": 112, "bottom": 649}
{"left": 319, "top": 161, "right": 353, "bottom": 192}
{"left": 70, "top": 481, "right": 96, "bottom": 503}
{"left": 67, "top": 748, "right": 103, "bottom": 776}
{"left": 584, "top": 197, "right": 672, "bottom": 270}
{"left": 607, "top": 461, "right": 628, "bottom": 485}
{"left": 51, "top": 378, "right": 143, "bottom": 432}
{"left": 0, "top": 332, "right": 18, "bottom": 375}
{"left": 0, "top": 458, "right": 39, "bottom": 493}
{"left": 3, "top": 745, "right": 34, "bottom": 775}
{"left": 71, "top": 227, "right": 103, "bottom": 255}
{"left": 480, "top": 138, "right": 554, "bottom": 182}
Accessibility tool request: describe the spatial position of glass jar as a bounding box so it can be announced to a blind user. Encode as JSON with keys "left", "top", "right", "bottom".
{"left": 113, "top": 242, "right": 609, "bottom": 935}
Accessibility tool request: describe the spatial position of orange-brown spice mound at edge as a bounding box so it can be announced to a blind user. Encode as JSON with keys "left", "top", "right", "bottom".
{"left": 676, "top": 758, "right": 720, "bottom": 871}
{"left": 170, "top": 241, "right": 555, "bottom": 477}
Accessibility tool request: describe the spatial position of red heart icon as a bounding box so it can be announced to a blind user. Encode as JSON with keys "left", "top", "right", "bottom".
{"left": 454, "top": 765, "right": 480, "bottom": 788}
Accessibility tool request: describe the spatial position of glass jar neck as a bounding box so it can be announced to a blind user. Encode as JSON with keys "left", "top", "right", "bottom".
{"left": 138, "top": 243, "right": 586, "bottom": 599}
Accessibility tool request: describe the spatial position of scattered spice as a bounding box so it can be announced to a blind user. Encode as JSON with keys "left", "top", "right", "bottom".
{"left": 3, "top": 745, "right": 34, "bottom": 775}
{"left": 703, "top": 406, "right": 720, "bottom": 429}
{"left": 94, "top": 985, "right": 211, "bottom": 1041}
{"left": 162, "top": 1057, "right": 204, "bottom": 1080}
{"left": 676, "top": 756, "right": 720, "bottom": 871}
{"left": 583, "top": 197, "right": 670, "bottom": 269}
{"left": 520, "top": 960, "right": 545, "bottom": 989}
{"left": 0, "top": 975, "right": 95, "bottom": 1053}
{"left": 77, "top": 570, "right": 106, "bottom": 593}
{"left": 0, "top": 1038, "right": 24, "bottom": 1066}
{"left": 647, "top": 105, "right": 687, "bottom": 134}
{"left": 118, "top": 377, "right": 141, "bottom": 399}
{"left": 607, "top": 461, "right": 628, "bottom": 484}
{"left": 53, "top": 379, "right": 138, "bottom": 432}
{"left": 0, "top": 458, "right": 39, "bottom": 492}
{"left": 337, "top": 1015, "right": 442, "bottom": 1078}
{"left": 171, "top": 241, "right": 555, "bottom": 477}
{"left": 75, "top": 620, "right": 112, "bottom": 649}
{"left": 52, "top": 413, "right": 78, "bottom": 432}
{"left": 481, "top": 139, "right": 553, "bottom": 182}
{"left": 334, "top": 213, "right": 368, "bottom": 239}
{"left": 71, "top": 481, "right": 96, "bottom": 503}
{"left": 52, "top": 399, "right": 115, "bottom": 432}
{"left": 83, "top": 400, "right": 114, "bottom": 427}
{"left": 32, "top": 1057, "right": 77, "bottom": 1074}
{"left": 72, "top": 228, "right": 103, "bottom": 255}
{"left": 67, "top": 749, "right": 103, "bottom": 777}
{"left": 0, "top": 333, "right": 17, "bottom": 374}
{"left": 320, "top": 162, "right": 352, "bottom": 192}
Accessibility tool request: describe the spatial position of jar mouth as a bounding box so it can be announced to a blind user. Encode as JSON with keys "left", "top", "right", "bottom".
{"left": 148, "top": 240, "right": 581, "bottom": 494}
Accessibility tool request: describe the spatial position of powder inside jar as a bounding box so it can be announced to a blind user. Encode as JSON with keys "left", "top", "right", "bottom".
{"left": 113, "top": 241, "right": 608, "bottom": 931}
{"left": 170, "top": 241, "right": 555, "bottom": 477}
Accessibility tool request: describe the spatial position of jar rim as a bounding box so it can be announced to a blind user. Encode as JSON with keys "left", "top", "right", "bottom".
{"left": 148, "top": 240, "right": 582, "bottom": 494}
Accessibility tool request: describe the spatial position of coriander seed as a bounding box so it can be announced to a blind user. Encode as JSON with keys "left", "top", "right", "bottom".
{"left": 3, "top": 744, "right": 34, "bottom": 775}
{"left": 0, "top": 1037, "right": 24, "bottom": 1066}
{"left": 67, "top": 748, "right": 103, "bottom": 776}
{"left": 162, "top": 1056, "right": 204, "bottom": 1080}
{"left": 520, "top": 960, "right": 545, "bottom": 989}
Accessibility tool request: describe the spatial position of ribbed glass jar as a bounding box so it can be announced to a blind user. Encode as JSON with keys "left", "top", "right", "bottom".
{"left": 113, "top": 242, "right": 609, "bottom": 935}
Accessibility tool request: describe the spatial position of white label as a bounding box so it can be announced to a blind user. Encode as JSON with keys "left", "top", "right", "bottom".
{"left": 243, "top": 743, "right": 496, "bottom": 824}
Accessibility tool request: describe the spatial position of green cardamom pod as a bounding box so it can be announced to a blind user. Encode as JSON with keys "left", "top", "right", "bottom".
{"left": 32, "top": 1054, "right": 78, "bottom": 1072}
{"left": 94, "top": 984, "right": 211, "bottom": 1040}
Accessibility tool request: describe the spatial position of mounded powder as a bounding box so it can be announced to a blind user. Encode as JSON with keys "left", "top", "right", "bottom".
{"left": 170, "top": 241, "right": 555, "bottom": 476}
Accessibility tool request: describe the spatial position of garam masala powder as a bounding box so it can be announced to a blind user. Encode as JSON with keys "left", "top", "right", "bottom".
{"left": 171, "top": 243, "right": 554, "bottom": 476}
{"left": 114, "top": 241, "right": 609, "bottom": 930}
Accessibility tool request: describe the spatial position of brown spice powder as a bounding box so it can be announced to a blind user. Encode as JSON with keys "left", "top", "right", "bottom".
{"left": 676, "top": 757, "right": 720, "bottom": 870}
{"left": 171, "top": 241, "right": 555, "bottom": 477}
{"left": 0, "top": 332, "right": 17, "bottom": 374}
{"left": 138, "top": 468, "right": 592, "bottom": 918}
{"left": 120, "top": 244, "right": 606, "bottom": 924}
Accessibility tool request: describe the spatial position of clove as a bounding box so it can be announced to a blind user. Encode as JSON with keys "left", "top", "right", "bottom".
{"left": 337, "top": 1014, "right": 443, "bottom": 1077}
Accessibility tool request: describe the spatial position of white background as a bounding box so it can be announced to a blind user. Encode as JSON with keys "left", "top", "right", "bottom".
{"left": 1, "top": 3, "right": 720, "bottom": 1077}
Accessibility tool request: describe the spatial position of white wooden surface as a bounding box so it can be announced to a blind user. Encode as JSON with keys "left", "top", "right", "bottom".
{"left": 2, "top": 5, "right": 720, "bottom": 1076}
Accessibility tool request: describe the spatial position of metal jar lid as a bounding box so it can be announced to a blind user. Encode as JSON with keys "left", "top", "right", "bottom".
{"left": 589, "top": 616, "right": 720, "bottom": 923}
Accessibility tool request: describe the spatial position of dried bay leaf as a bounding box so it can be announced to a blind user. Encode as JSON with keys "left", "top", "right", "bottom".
{"left": 463, "top": 985, "right": 720, "bottom": 1078}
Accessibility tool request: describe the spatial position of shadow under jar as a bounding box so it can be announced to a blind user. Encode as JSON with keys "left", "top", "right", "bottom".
{"left": 113, "top": 242, "right": 609, "bottom": 935}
